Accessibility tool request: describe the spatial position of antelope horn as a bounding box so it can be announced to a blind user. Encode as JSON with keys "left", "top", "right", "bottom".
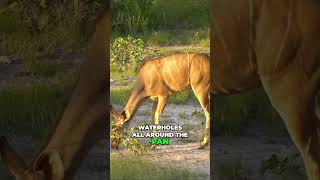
{"left": 0, "top": 136, "right": 28, "bottom": 178}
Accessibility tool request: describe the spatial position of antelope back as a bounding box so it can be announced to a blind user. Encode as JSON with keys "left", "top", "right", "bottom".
{"left": 139, "top": 52, "right": 210, "bottom": 93}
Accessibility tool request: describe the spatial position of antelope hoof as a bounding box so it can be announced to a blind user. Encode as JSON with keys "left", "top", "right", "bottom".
{"left": 111, "top": 141, "right": 119, "bottom": 150}
{"left": 198, "top": 145, "right": 205, "bottom": 149}
{"left": 198, "top": 142, "right": 209, "bottom": 149}
{"left": 149, "top": 144, "right": 156, "bottom": 150}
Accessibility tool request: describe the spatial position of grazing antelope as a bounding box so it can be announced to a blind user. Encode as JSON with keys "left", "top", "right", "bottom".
{"left": 211, "top": 0, "right": 320, "bottom": 179}
{"left": 0, "top": 4, "right": 109, "bottom": 180}
{"left": 111, "top": 52, "right": 210, "bottom": 148}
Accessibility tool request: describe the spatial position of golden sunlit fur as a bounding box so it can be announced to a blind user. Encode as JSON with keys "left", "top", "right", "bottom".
{"left": 111, "top": 52, "right": 210, "bottom": 148}
{"left": 211, "top": 0, "right": 320, "bottom": 179}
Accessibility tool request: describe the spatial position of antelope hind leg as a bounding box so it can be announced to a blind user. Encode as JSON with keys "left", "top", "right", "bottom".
{"left": 192, "top": 85, "right": 210, "bottom": 149}
{"left": 261, "top": 69, "right": 320, "bottom": 180}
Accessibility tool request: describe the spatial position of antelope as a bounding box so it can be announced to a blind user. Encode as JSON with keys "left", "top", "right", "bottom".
{"left": 111, "top": 52, "right": 210, "bottom": 148}
{"left": 211, "top": 0, "right": 320, "bottom": 179}
{"left": 0, "top": 3, "right": 109, "bottom": 180}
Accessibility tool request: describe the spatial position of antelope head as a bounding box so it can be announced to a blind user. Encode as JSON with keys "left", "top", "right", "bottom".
{"left": 110, "top": 105, "right": 130, "bottom": 127}
{"left": 110, "top": 105, "right": 132, "bottom": 149}
{"left": 0, "top": 136, "right": 64, "bottom": 180}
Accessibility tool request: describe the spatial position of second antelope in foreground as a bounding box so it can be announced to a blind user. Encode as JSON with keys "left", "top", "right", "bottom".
{"left": 111, "top": 52, "right": 210, "bottom": 148}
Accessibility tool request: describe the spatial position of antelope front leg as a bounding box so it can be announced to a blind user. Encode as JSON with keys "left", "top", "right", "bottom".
{"left": 149, "top": 96, "right": 168, "bottom": 149}
{"left": 153, "top": 96, "right": 169, "bottom": 125}
{"left": 261, "top": 68, "right": 320, "bottom": 180}
{"left": 199, "top": 103, "right": 210, "bottom": 149}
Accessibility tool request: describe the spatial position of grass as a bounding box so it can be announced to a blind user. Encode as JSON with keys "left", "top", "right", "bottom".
{"left": 110, "top": 85, "right": 134, "bottom": 105}
{"left": 212, "top": 88, "right": 285, "bottom": 136}
{"left": 110, "top": 67, "right": 136, "bottom": 80}
{"left": 112, "top": 0, "right": 209, "bottom": 34}
{"left": 260, "top": 153, "right": 306, "bottom": 180}
{"left": 214, "top": 155, "right": 307, "bottom": 180}
{"left": 111, "top": 0, "right": 210, "bottom": 47}
{"left": 144, "top": 28, "right": 209, "bottom": 47}
{"left": 0, "top": 164, "right": 9, "bottom": 179}
{"left": 110, "top": 155, "right": 207, "bottom": 180}
{"left": 170, "top": 90, "right": 197, "bottom": 104}
{"left": 182, "top": 124, "right": 193, "bottom": 131}
{"left": 150, "top": 0, "right": 208, "bottom": 30}
{"left": 178, "top": 112, "right": 188, "bottom": 120}
{"left": 0, "top": 77, "right": 75, "bottom": 138}
{"left": 0, "top": 2, "right": 88, "bottom": 75}
{"left": 216, "top": 158, "right": 250, "bottom": 180}
{"left": 111, "top": 85, "right": 197, "bottom": 106}
{"left": 0, "top": 2, "right": 88, "bottom": 138}
{"left": 112, "top": 28, "right": 210, "bottom": 48}
{"left": 212, "top": 91, "right": 257, "bottom": 136}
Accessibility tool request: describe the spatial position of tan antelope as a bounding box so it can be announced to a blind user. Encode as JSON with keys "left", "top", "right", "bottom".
{"left": 0, "top": 3, "right": 109, "bottom": 180}
{"left": 111, "top": 52, "right": 210, "bottom": 148}
{"left": 211, "top": 0, "right": 320, "bottom": 179}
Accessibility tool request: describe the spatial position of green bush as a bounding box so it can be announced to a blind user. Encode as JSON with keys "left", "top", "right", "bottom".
{"left": 111, "top": 35, "right": 146, "bottom": 72}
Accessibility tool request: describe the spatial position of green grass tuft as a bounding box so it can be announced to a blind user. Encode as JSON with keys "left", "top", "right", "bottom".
{"left": 110, "top": 155, "right": 207, "bottom": 180}
{"left": 110, "top": 85, "right": 134, "bottom": 105}
{"left": 0, "top": 79, "right": 75, "bottom": 137}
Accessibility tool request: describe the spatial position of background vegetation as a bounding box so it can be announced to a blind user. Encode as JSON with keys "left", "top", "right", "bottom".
{"left": 0, "top": 0, "right": 103, "bottom": 137}
{"left": 0, "top": 0, "right": 286, "bottom": 138}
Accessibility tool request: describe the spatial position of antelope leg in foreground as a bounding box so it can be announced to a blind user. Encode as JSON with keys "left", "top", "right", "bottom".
{"left": 211, "top": 0, "right": 320, "bottom": 179}
{"left": 0, "top": 5, "right": 109, "bottom": 180}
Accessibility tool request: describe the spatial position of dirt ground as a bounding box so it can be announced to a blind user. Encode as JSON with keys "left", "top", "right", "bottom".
{"left": 213, "top": 136, "right": 306, "bottom": 180}
{"left": 0, "top": 101, "right": 307, "bottom": 180}
{"left": 111, "top": 102, "right": 307, "bottom": 180}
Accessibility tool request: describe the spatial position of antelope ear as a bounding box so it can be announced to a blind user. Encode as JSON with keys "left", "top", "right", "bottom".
{"left": 0, "top": 136, "right": 28, "bottom": 178}
{"left": 34, "top": 150, "right": 64, "bottom": 179}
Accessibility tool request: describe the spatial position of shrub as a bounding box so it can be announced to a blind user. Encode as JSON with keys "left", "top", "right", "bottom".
{"left": 111, "top": 35, "right": 146, "bottom": 72}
